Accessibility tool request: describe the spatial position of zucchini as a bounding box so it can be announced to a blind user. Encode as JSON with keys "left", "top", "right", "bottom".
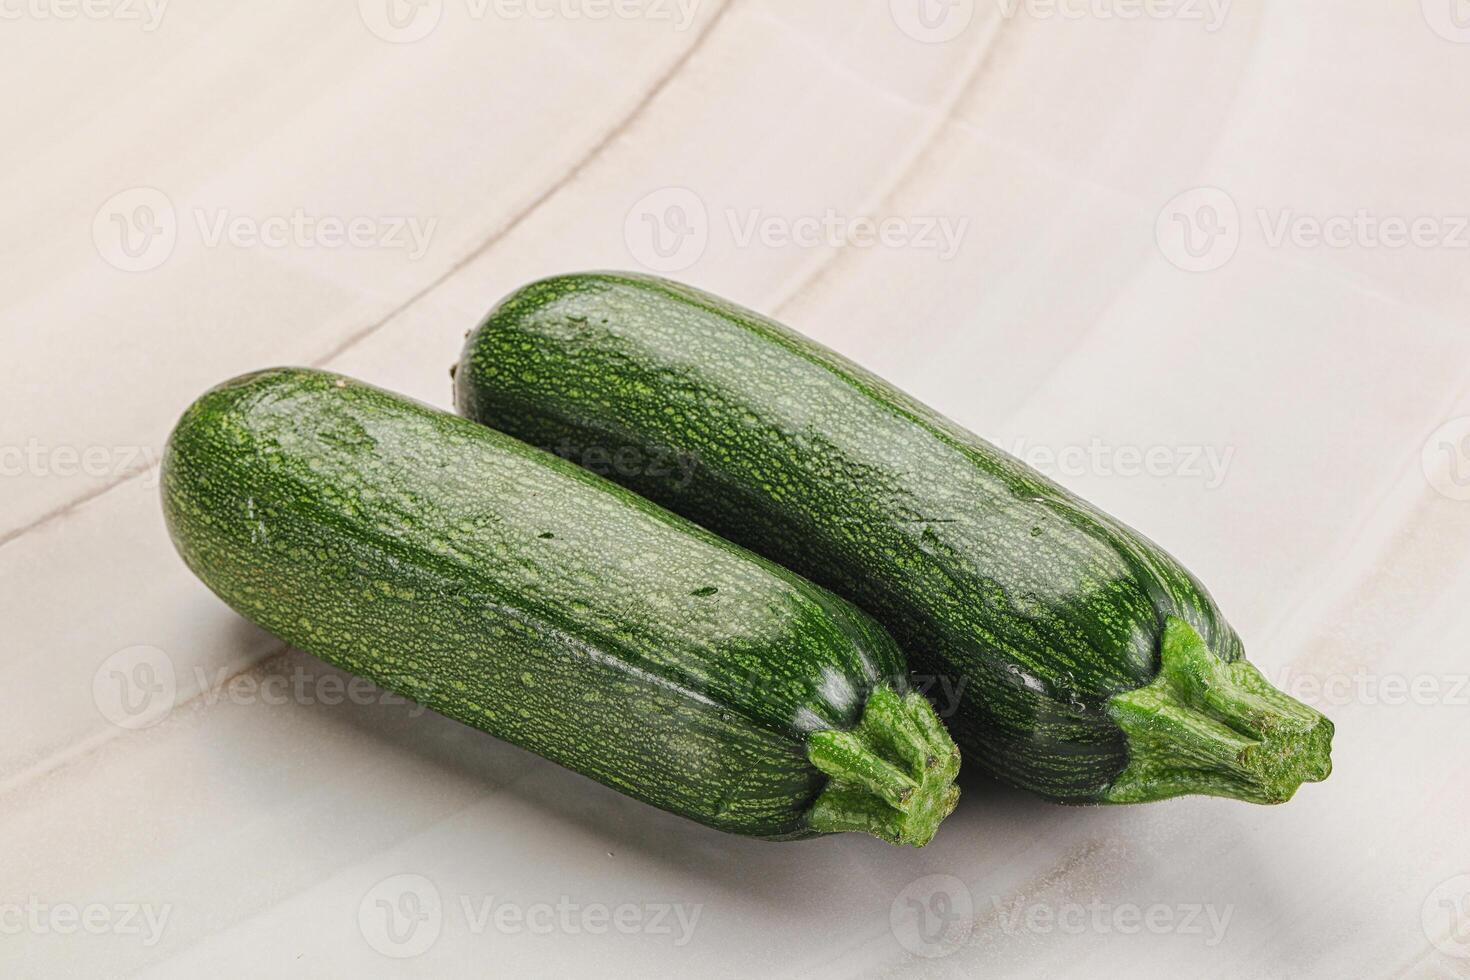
{"left": 161, "top": 368, "right": 960, "bottom": 845}
{"left": 454, "top": 273, "right": 1334, "bottom": 805}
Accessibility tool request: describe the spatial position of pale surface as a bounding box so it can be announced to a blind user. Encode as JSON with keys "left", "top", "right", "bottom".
{"left": 2, "top": 2, "right": 1468, "bottom": 977}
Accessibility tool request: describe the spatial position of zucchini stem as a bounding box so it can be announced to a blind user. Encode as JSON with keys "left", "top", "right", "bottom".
{"left": 1104, "top": 617, "right": 1334, "bottom": 804}
{"left": 806, "top": 685, "right": 961, "bottom": 846}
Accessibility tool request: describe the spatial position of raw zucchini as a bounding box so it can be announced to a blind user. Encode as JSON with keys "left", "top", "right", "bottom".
{"left": 454, "top": 273, "right": 1334, "bottom": 805}
{"left": 162, "top": 368, "right": 960, "bottom": 845}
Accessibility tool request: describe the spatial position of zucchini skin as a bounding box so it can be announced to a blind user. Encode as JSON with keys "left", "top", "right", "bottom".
{"left": 455, "top": 273, "right": 1332, "bottom": 804}
{"left": 162, "top": 368, "right": 955, "bottom": 841}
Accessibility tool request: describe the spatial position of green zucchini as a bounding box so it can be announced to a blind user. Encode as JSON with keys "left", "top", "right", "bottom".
{"left": 454, "top": 273, "right": 1334, "bottom": 805}
{"left": 161, "top": 368, "right": 959, "bottom": 845}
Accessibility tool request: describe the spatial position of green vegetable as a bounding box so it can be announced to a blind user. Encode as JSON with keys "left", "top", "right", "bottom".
{"left": 454, "top": 272, "right": 1334, "bottom": 805}
{"left": 162, "top": 368, "right": 960, "bottom": 845}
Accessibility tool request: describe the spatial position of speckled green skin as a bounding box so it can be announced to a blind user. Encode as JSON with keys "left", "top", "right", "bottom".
{"left": 454, "top": 273, "right": 1334, "bottom": 805}
{"left": 162, "top": 368, "right": 960, "bottom": 843}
